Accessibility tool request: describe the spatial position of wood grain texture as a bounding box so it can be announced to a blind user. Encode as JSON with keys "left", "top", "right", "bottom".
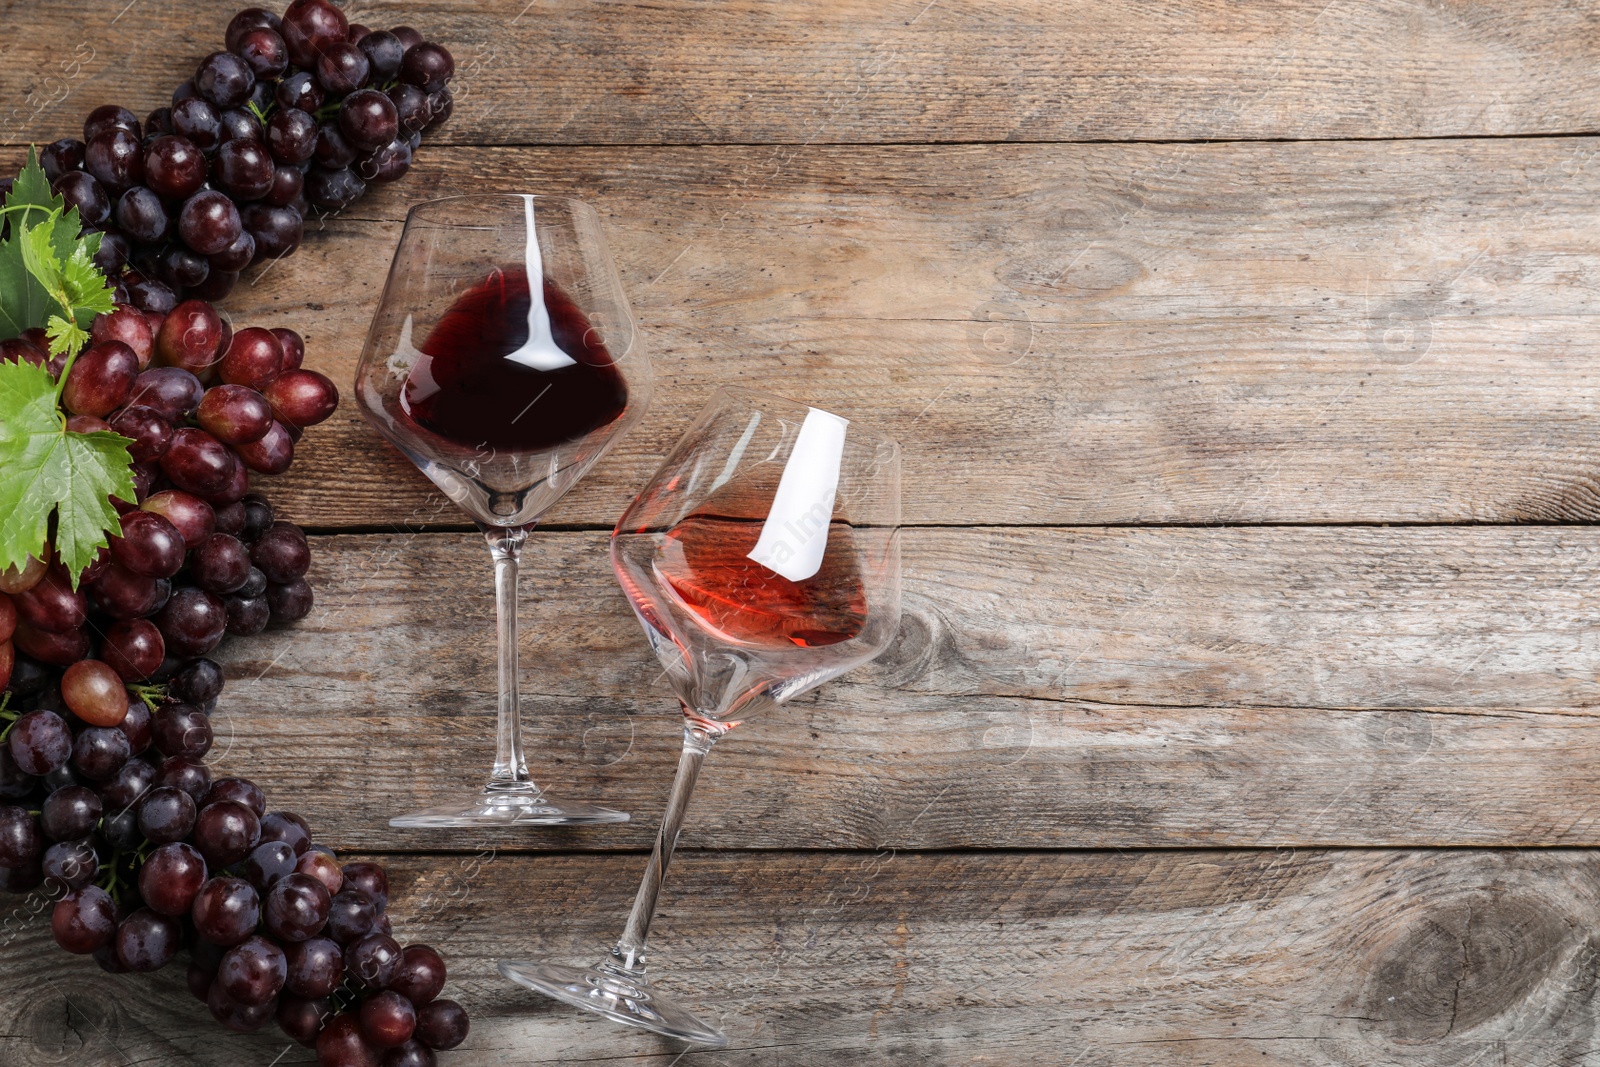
{"left": 191, "top": 527, "right": 1600, "bottom": 851}
{"left": 0, "top": 138, "right": 1589, "bottom": 527}
{"left": 3, "top": 848, "right": 1599, "bottom": 1065}
{"left": 6, "top": 0, "right": 1600, "bottom": 146}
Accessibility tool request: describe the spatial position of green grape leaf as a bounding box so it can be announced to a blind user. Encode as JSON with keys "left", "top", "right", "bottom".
{"left": 0, "top": 354, "right": 135, "bottom": 585}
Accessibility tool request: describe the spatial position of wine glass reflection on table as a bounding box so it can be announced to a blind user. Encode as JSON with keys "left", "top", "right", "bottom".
{"left": 354, "top": 193, "right": 650, "bottom": 827}
{"left": 500, "top": 387, "right": 903, "bottom": 1046}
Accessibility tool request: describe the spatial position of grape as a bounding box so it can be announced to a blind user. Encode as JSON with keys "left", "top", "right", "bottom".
{"left": 152, "top": 702, "right": 213, "bottom": 760}
{"left": 318, "top": 1011, "right": 381, "bottom": 1067}
{"left": 208, "top": 975, "right": 278, "bottom": 1032}
{"left": 102, "top": 618, "right": 165, "bottom": 682}
{"left": 359, "top": 30, "right": 406, "bottom": 81}
{"left": 42, "top": 839, "right": 99, "bottom": 890}
{"left": 426, "top": 88, "right": 453, "bottom": 128}
{"left": 365, "top": 137, "right": 414, "bottom": 185}
{"left": 391, "top": 26, "right": 424, "bottom": 49}
{"left": 193, "top": 876, "right": 262, "bottom": 946}
{"left": 313, "top": 124, "right": 357, "bottom": 170}
{"left": 339, "top": 89, "right": 399, "bottom": 152}
{"left": 192, "top": 533, "right": 254, "bottom": 594}
{"left": 0, "top": 860, "right": 44, "bottom": 894}
{"left": 71, "top": 726, "right": 130, "bottom": 780}
{"left": 236, "top": 420, "right": 295, "bottom": 474}
{"left": 266, "top": 872, "right": 331, "bottom": 941}
{"left": 260, "top": 811, "right": 312, "bottom": 855}
{"left": 0, "top": 594, "right": 14, "bottom": 644}
{"left": 0, "top": 805, "right": 42, "bottom": 867}
{"left": 139, "top": 840, "right": 208, "bottom": 916}
{"left": 142, "top": 133, "right": 208, "bottom": 200}
{"left": 389, "top": 945, "right": 445, "bottom": 1006}
{"left": 282, "top": 0, "right": 350, "bottom": 69}
{"left": 217, "top": 327, "right": 284, "bottom": 389}
{"left": 413, "top": 999, "right": 468, "bottom": 1050}
{"left": 214, "top": 138, "right": 274, "bottom": 199}
{"left": 236, "top": 26, "right": 289, "bottom": 78}
{"left": 118, "top": 698, "right": 152, "bottom": 755}
{"left": 272, "top": 328, "right": 306, "bottom": 371}
{"left": 171, "top": 656, "right": 225, "bottom": 705}
{"left": 53, "top": 886, "right": 117, "bottom": 953}
{"left": 179, "top": 190, "right": 244, "bottom": 256}
{"left": 110, "top": 509, "right": 186, "bottom": 579}
{"left": 40, "top": 137, "right": 86, "bottom": 182}
{"left": 171, "top": 97, "right": 222, "bottom": 151}
{"left": 327, "top": 888, "right": 377, "bottom": 944}
{"left": 240, "top": 494, "right": 274, "bottom": 538}
{"left": 92, "top": 305, "right": 155, "bottom": 367}
{"left": 284, "top": 935, "right": 344, "bottom": 997}
{"left": 251, "top": 522, "right": 310, "bottom": 584}
{"left": 53, "top": 171, "right": 111, "bottom": 227}
{"left": 117, "top": 908, "right": 183, "bottom": 972}
{"left": 140, "top": 490, "right": 216, "bottom": 549}
{"left": 62, "top": 659, "right": 130, "bottom": 726}
{"left": 382, "top": 1042, "right": 437, "bottom": 1067}
{"left": 361, "top": 991, "right": 417, "bottom": 1048}
{"left": 205, "top": 777, "right": 266, "bottom": 816}
{"left": 348, "top": 22, "right": 371, "bottom": 41}
{"left": 85, "top": 128, "right": 144, "bottom": 194}
{"left": 278, "top": 994, "right": 331, "bottom": 1046}
{"left": 216, "top": 108, "right": 260, "bottom": 148}
{"left": 194, "top": 800, "right": 260, "bottom": 867}
{"left": 155, "top": 298, "right": 225, "bottom": 376}
{"left": 264, "top": 165, "right": 304, "bottom": 208}
{"left": 113, "top": 186, "right": 170, "bottom": 244}
{"left": 345, "top": 931, "right": 403, "bottom": 992}
{"left": 210, "top": 229, "right": 257, "bottom": 273}
{"left": 196, "top": 51, "right": 256, "bottom": 109}
{"left": 40, "top": 784, "right": 102, "bottom": 840}
{"left": 89, "top": 564, "right": 168, "bottom": 619}
{"left": 0, "top": 748, "right": 37, "bottom": 801}
{"left": 276, "top": 70, "right": 325, "bottom": 114}
{"left": 85, "top": 104, "right": 139, "bottom": 142}
{"left": 0, "top": 553, "right": 47, "bottom": 595}
{"left": 66, "top": 414, "right": 112, "bottom": 434}
{"left": 155, "top": 586, "right": 228, "bottom": 657}
{"left": 129, "top": 275, "right": 178, "bottom": 315}
{"left": 0, "top": 336, "right": 47, "bottom": 368}
{"left": 242, "top": 203, "right": 304, "bottom": 259}
{"left": 215, "top": 933, "right": 287, "bottom": 1006}
{"left": 146, "top": 105, "right": 174, "bottom": 135}
{"left": 199, "top": 384, "right": 274, "bottom": 445}
{"left": 12, "top": 622, "right": 89, "bottom": 667}
{"left": 264, "top": 369, "right": 339, "bottom": 428}
{"left": 100, "top": 755, "right": 156, "bottom": 811}
{"left": 128, "top": 365, "right": 205, "bottom": 421}
{"left": 5, "top": 651, "right": 49, "bottom": 697}
{"left": 108, "top": 405, "right": 172, "bottom": 463}
{"left": 245, "top": 840, "right": 297, "bottom": 891}
{"left": 268, "top": 578, "right": 314, "bottom": 623}
{"left": 318, "top": 42, "right": 371, "bottom": 94}
{"left": 226, "top": 7, "right": 281, "bottom": 51}
{"left": 138, "top": 784, "right": 197, "bottom": 843}
{"left": 8, "top": 710, "right": 72, "bottom": 775}
{"left": 160, "top": 245, "right": 212, "bottom": 289}
{"left": 0, "top": 639, "right": 11, "bottom": 693}
{"left": 12, "top": 566, "right": 86, "bottom": 633}
{"left": 296, "top": 848, "right": 345, "bottom": 895}
{"left": 162, "top": 428, "right": 239, "bottom": 497}
{"left": 214, "top": 500, "right": 248, "bottom": 536}
{"left": 402, "top": 43, "right": 454, "bottom": 95}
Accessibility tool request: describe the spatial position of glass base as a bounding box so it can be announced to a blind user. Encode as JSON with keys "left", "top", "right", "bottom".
{"left": 389, "top": 787, "right": 630, "bottom": 828}
{"left": 498, "top": 959, "right": 728, "bottom": 1048}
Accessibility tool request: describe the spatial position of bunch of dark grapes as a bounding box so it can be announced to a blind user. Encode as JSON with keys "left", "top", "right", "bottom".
{"left": 39, "top": 0, "right": 455, "bottom": 309}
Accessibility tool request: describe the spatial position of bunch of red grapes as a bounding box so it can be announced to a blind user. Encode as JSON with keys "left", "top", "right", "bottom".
{"left": 37, "top": 0, "right": 454, "bottom": 308}
{"left": 0, "top": 2, "right": 473, "bottom": 1062}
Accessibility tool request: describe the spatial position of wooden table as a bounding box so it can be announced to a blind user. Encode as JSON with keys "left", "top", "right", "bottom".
{"left": 6, "top": 1, "right": 1600, "bottom": 1062}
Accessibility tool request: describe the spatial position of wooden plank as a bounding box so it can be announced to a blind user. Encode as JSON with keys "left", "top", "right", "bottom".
{"left": 0, "top": 138, "right": 1580, "bottom": 528}
{"left": 3, "top": 848, "right": 1598, "bottom": 1064}
{"left": 199, "top": 526, "right": 1600, "bottom": 851}
{"left": 5, "top": 0, "right": 1600, "bottom": 145}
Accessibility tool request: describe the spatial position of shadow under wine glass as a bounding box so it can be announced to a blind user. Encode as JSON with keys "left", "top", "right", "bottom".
{"left": 354, "top": 193, "right": 652, "bottom": 827}
{"left": 500, "top": 386, "right": 903, "bottom": 1046}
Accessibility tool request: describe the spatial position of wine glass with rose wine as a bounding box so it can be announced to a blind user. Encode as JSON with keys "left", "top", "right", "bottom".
{"left": 500, "top": 387, "right": 902, "bottom": 1045}
{"left": 354, "top": 193, "right": 651, "bottom": 826}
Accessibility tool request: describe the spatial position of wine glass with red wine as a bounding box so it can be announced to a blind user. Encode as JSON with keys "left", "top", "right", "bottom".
{"left": 354, "top": 193, "right": 651, "bottom": 827}
{"left": 500, "top": 387, "right": 902, "bottom": 1045}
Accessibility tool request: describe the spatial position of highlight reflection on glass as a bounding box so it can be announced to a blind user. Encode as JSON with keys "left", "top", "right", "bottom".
{"left": 500, "top": 387, "right": 903, "bottom": 1046}
{"left": 354, "top": 193, "right": 652, "bottom": 827}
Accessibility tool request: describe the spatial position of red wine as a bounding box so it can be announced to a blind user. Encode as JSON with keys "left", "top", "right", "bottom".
{"left": 399, "top": 267, "right": 627, "bottom": 450}
{"left": 653, "top": 513, "right": 868, "bottom": 648}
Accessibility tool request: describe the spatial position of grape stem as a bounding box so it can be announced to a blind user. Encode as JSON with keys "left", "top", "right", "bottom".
{"left": 128, "top": 683, "right": 168, "bottom": 712}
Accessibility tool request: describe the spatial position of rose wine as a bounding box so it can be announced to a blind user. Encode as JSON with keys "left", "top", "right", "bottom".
{"left": 398, "top": 266, "right": 627, "bottom": 450}
{"left": 651, "top": 512, "right": 868, "bottom": 649}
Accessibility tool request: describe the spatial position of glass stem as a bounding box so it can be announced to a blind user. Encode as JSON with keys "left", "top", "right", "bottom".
{"left": 611, "top": 718, "right": 722, "bottom": 974}
{"left": 483, "top": 525, "right": 536, "bottom": 794}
